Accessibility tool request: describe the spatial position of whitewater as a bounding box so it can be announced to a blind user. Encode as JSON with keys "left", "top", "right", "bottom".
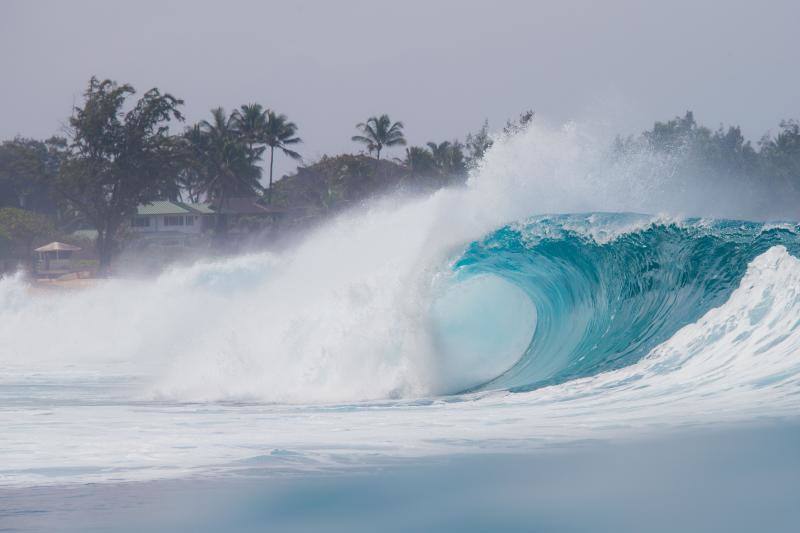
{"left": 2, "top": 122, "right": 800, "bottom": 488}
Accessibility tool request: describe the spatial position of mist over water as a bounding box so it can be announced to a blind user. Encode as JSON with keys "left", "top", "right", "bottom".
{"left": 2, "top": 121, "right": 800, "bottom": 488}
{"left": 0, "top": 123, "right": 668, "bottom": 402}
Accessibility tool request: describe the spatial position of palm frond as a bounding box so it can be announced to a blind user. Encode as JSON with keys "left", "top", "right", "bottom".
{"left": 281, "top": 147, "right": 302, "bottom": 160}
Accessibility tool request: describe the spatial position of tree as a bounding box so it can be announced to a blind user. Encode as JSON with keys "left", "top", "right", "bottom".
{"left": 54, "top": 77, "right": 184, "bottom": 273}
{"left": 189, "top": 107, "right": 264, "bottom": 231}
{"left": 759, "top": 120, "right": 800, "bottom": 199}
{"left": 352, "top": 114, "right": 406, "bottom": 161}
{"left": 503, "top": 109, "right": 535, "bottom": 136}
{"left": 175, "top": 124, "right": 208, "bottom": 203}
{"left": 232, "top": 103, "right": 268, "bottom": 157}
{"left": 0, "top": 207, "right": 56, "bottom": 270}
{"left": 706, "top": 125, "right": 757, "bottom": 176}
{"left": 404, "top": 146, "right": 436, "bottom": 176}
{"left": 426, "top": 140, "right": 467, "bottom": 178}
{"left": 0, "top": 137, "right": 66, "bottom": 213}
{"left": 644, "top": 111, "right": 698, "bottom": 153}
{"left": 196, "top": 107, "right": 263, "bottom": 199}
{"left": 465, "top": 119, "right": 493, "bottom": 168}
{"left": 263, "top": 110, "right": 301, "bottom": 204}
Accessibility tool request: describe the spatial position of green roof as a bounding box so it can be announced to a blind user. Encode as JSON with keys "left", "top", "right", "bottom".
{"left": 136, "top": 201, "right": 214, "bottom": 216}
{"left": 187, "top": 202, "right": 215, "bottom": 214}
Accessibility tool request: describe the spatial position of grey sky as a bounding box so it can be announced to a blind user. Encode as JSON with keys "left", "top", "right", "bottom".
{"left": 1, "top": 0, "right": 798, "bottom": 177}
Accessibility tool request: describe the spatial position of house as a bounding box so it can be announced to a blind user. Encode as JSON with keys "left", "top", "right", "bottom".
{"left": 130, "top": 197, "right": 288, "bottom": 239}
{"left": 209, "top": 196, "right": 286, "bottom": 233}
{"left": 131, "top": 201, "right": 215, "bottom": 235}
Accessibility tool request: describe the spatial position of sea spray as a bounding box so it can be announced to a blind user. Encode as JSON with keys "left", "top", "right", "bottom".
{"left": 2, "top": 122, "right": 800, "bottom": 485}
{"left": 0, "top": 121, "right": 798, "bottom": 405}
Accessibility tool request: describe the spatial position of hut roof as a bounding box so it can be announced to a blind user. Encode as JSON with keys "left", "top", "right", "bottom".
{"left": 34, "top": 242, "right": 82, "bottom": 252}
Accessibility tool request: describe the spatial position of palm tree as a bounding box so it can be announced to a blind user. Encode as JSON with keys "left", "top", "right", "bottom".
{"left": 263, "top": 110, "right": 301, "bottom": 204}
{"left": 404, "top": 146, "right": 436, "bottom": 176}
{"left": 352, "top": 114, "right": 406, "bottom": 160}
{"left": 426, "top": 140, "right": 467, "bottom": 177}
{"left": 233, "top": 103, "right": 267, "bottom": 158}
{"left": 427, "top": 141, "right": 452, "bottom": 170}
{"left": 177, "top": 124, "right": 208, "bottom": 203}
{"left": 196, "top": 107, "right": 263, "bottom": 230}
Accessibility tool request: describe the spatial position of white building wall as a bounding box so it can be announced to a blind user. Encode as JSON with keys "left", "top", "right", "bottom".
{"left": 159, "top": 214, "right": 204, "bottom": 234}
{"left": 131, "top": 214, "right": 206, "bottom": 234}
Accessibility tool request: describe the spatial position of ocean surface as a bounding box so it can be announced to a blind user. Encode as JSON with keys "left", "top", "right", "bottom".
{"left": 2, "top": 124, "right": 800, "bottom": 530}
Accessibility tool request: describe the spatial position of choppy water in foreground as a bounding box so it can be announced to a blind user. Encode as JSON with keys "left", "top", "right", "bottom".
{"left": 3, "top": 423, "right": 799, "bottom": 532}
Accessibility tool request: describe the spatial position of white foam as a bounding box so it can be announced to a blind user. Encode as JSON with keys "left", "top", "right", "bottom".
{"left": 3, "top": 248, "right": 800, "bottom": 487}
{"left": 2, "top": 122, "right": 800, "bottom": 486}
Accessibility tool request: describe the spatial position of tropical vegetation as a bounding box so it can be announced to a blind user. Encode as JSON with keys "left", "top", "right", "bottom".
{"left": 3, "top": 76, "right": 800, "bottom": 274}
{"left": 53, "top": 77, "right": 185, "bottom": 272}
{"left": 352, "top": 115, "right": 406, "bottom": 160}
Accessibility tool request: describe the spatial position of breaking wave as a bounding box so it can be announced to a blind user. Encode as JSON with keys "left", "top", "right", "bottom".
{"left": 3, "top": 121, "right": 800, "bottom": 487}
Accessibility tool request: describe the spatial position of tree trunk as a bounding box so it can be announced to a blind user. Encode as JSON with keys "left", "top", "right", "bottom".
{"left": 26, "top": 240, "right": 36, "bottom": 276}
{"left": 96, "top": 230, "right": 113, "bottom": 277}
{"left": 268, "top": 146, "right": 275, "bottom": 205}
{"left": 215, "top": 187, "right": 227, "bottom": 235}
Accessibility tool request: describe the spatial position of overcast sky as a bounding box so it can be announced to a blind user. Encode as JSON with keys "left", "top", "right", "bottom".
{"left": 1, "top": 0, "right": 798, "bottom": 177}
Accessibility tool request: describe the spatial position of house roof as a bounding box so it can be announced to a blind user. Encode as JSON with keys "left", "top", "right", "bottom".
{"left": 187, "top": 202, "right": 215, "bottom": 214}
{"left": 137, "top": 201, "right": 213, "bottom": 216}
{"left": 212, "top": 196, "right": 281, "bottom": 215}
{"left": 35, "top": 242, "right": 82, "bottom": 252}
{"left": 135, "top": 198, "right": 286, "bottom": 217}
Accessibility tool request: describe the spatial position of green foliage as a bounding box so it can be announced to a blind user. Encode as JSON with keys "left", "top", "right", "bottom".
{"left": 404, "top": 141, "right": 468, "bottom": 186}
{"left": 262, "top": 110, "right": 302, "bottom": 204}
{"left": 644, "top": 111, "right": 698, "bottom": 153}
{"left": 404, "top": 146, "right": 436, "bottom": 176}
{"left": 617, "top": 111, "right": 759, "bottom": 175}
{"left": 182, "top": 105, "right": 302, "bottom": 210}
{"left": 427, "top": 141, "right": 467, "bottom": 178}
{"left": 272, "top": 154, "right": 409, "bottom": 215}
{"left": 9, "top": 73, "right": 800, "bottom": 260}
{"left": 0, "top": 137, "right": 66, "bottom": 213}
{"left": 0, "top": 207, "right": 56, "bottom": 264}
{"left": 233, "top": 103, "right": 269, "bottom": 155}
{"left": 176, "top": 124, "right": 210, "bottom": 204}
{"left": 192, "top": 107, "right": 264, "bottom": 200}
{"left": 465, "top": 119, "right": 493, "bottom": 169}
{"left": 503, "top": 109, "right": 535, "bottom": 136}
{"left": 759, "top": 120, "right": 800, "bottom": 195}
{"left": 56, "top": 77, "right": 185, "bottom": 271}
{"left": 0, "top": 207, "right": 54, "bottom": 240}
{"left": 612, "top": 110, "right": 800, "bottom": 216}
{"left": 352, "top": 115, "right": 406, "bottom": 160}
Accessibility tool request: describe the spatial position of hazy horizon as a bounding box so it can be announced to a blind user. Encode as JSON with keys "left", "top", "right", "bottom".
{"left": 2, "top": 0, "right": 798, "bottom": 177}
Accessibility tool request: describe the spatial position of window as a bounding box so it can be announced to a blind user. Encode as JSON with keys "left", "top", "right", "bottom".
{"left": 185, "top": 215, "right": 194, "bottom": 226}
{"left": 132, "top": 216, "right": 150, "bottom": 228}
{"left": 164, "top": 215, "right": 184, "bottom": 226}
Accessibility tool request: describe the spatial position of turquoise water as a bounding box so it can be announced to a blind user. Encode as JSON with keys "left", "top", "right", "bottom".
{"left": 450, "top": 214, "right": 800, "bottom": 392}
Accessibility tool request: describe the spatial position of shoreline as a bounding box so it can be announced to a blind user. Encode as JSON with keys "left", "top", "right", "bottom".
{"left": 27, "top": 276, "right": 101, "bottom": 293}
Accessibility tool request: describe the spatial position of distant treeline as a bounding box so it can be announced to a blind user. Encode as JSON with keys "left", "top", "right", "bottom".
{"left": 611, "top": 111, "right": 800, "bottom": 217}
{"left": 0, "top": 76, "right": 799, "bottom": 271}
